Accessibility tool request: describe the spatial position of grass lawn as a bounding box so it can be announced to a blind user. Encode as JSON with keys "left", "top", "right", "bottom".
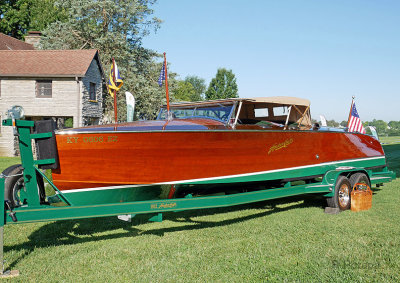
{"left": 0, "top": 146, "right": 399, "bottom": 282}
{"left": 0, "top": 157, "right": 21, "bottom": 172}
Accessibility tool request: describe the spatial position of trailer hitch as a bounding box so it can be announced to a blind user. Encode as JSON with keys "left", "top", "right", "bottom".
{"left": 4, "top": 201, "right": 17, "bottom": 223}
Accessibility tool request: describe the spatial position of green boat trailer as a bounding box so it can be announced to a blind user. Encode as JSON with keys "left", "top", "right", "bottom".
{"left": 0, "top": 118, "right": 395, "bottom": 276}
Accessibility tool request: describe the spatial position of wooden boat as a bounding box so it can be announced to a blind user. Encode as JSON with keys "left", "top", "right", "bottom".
{"left": 44, "top": 97, "right": 389, "bottom": 206}
{"left": 0, "top": 97, "right": 395, "bottom": 274}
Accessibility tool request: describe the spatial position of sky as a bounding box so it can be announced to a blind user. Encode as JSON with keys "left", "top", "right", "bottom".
{"left": 142, "top": 0, "right": 400, "bottom": 122}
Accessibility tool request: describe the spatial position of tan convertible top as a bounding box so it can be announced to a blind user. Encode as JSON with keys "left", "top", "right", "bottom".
{"left": 167, "top": 96, "right": 310, "bottom": 108}
{"left": 165, "top": 96, "right": 312, "bottom": 129}
{"left": 246, "top": 96, "right": 310, "bottom": 107}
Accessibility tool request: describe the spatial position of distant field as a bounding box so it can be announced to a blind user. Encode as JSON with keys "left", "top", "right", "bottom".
{"left": 380, "top": 136, "right": 400, "bottom": 144}
{"left": 0, "top": 144, "right": 398, "bottom": 281}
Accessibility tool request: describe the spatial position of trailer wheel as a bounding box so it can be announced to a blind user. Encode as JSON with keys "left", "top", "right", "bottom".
{"left": 349, "top": 173, "right": 370, "bottom": 188}
{"left": 2, "top": 164, "right": 45, "bottom": 208}
{"left": 326, "top": 176, "right": 352, "bottom": 210}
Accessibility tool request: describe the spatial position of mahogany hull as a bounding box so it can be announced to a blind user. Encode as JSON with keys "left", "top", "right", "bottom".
{"left": 51, "top": 129, "right": 385, "bottom": 191}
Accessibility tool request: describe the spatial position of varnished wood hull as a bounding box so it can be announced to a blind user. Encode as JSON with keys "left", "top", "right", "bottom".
{"left": 52, "top": 129, "right": 386, "bottom": 192}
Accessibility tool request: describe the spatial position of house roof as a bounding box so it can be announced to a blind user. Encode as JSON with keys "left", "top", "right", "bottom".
{"left": 0, "top": 33, "right": 35, "bottom": 50}
{"left": 0, "top": 49, "right": 104, "bottom": 78}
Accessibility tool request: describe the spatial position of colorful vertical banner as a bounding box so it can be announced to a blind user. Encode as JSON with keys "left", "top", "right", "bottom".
{"left": 107, "top": 58, "right": 123, "bottom": 125}
{"left": 158, "top": 52, "right": 170, "bottom": 117}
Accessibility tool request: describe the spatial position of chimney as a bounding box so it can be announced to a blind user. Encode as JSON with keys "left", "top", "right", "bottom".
{"left": 25, "top": 31, "right": 42, "bottom": 49}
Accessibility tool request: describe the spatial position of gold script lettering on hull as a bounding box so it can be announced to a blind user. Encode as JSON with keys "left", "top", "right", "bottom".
{"left": 268, "top": 138, "right": 294, "bottom": 155}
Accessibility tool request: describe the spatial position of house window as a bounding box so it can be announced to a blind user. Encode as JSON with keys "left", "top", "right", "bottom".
{"left": 89, "top": 82, "right": 96, "bottom": 101}
{"left": 36, "top": 80, "right": 52, "bottom": 97}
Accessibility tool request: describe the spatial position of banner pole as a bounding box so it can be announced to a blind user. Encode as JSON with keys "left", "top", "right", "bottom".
{"left": 163, "top": 52, "right": 170, "bottom": 118}
{"left": 112, "top": 57, "right": 118, "bottom": 129}
{"left": 346, "top": 96, "right": 355, "bottom": 130}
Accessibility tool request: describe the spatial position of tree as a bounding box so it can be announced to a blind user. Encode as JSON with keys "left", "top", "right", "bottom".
{"left": 0, "top": 0, "right": 66, "bottom": 39}
{"left": 173, "top": 81, "right": 196, "bottom": 102}
{"left": 185, "top": 75, "right": 206, "bottom": 101}
{"left": 388, "top": 121, "right": 400, "bottom": 136}
{"left": 40, "top": 0, "right": 165, "bottom": 120}
{"left": 326, "top": 120, "right": 339, "bottom": 127}
{"left": 388, "top": 121, "right": 400, "bottom": 130}
{"left": 340, "top": 120, "right": 348, "bottom": 127}
{"left": 365, "top": 119, "right": 388, "bottom": 135}
{"left": 172, "top": 76, "right": 206, "bottom": 102}
{"left": 205, "top": 68, "right": 238, "bottom": 100}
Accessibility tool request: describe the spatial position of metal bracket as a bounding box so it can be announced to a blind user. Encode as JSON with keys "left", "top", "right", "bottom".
{"left": 117, "top": 214, "right": 136, "bottom": 222}
{"left": 5, "top": 201, "right": 17, "bottom": 222}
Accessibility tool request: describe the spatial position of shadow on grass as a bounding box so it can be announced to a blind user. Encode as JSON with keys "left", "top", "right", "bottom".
{"left": 4, "top": 195, "right": 326, "bottom": 269}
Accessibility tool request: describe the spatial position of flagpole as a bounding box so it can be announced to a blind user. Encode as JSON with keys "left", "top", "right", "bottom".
{"left": 163, "top": 52, "right": 170, "bottom": 117}
{"left": 346, "top": 96, "right": 355, "bottom": 130}
{"left": 112, "top": 57, "right": 118, "bottom": 128}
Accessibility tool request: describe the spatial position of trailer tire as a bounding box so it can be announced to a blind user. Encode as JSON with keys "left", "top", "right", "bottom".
{"left": 326, "top": 176, "right": 352, "bottom": 210}
{"left": 349, "top": 173, "right": 370, "bottom": 188}
{"left": 2, "top": 164, "right": 45, "bottom": 208}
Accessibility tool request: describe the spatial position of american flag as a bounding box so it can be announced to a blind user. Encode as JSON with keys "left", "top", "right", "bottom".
{"left": 348, "top": 103, "right": 366, "bottom": 134}
{"left": 158, "top": 61, "right": 165, "bottom": 87}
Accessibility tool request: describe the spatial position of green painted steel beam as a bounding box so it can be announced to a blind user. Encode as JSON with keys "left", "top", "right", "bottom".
{"left": 5, "top": 182, "right": 331, "bottom": 224}
{"left": 30, "top": 133, "right": 53, "bottom": 139}
{"left": 33, "top": 159, "right": 56, "bottom": 166}
{"left": 2, "top": 119, "right": 34, "bottom": 127}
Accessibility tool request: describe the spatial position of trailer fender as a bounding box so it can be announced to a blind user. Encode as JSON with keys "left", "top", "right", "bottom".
{"left": 322, "top": 168, "right": 369, "bottom": 197}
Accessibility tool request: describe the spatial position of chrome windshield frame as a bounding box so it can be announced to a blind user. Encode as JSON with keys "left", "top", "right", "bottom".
{"left": 157, "top": 102, "right": 236, "bottom": 124}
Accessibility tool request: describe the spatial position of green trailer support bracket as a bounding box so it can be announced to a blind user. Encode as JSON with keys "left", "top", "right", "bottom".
{"left": 34, "top": 168, "right": 72, "bottom": 206}
{"left": 5, "top": 182, "right": 332, "bottom": 224}
{"left": 33, "top": 159, "right": 56, "bottom": 166}
{"left": 30, "top": 132, "right": 53, "bottom": 139}
{"left": 149, "top": 213, "right": 163, "bottom": 222}
{"left": 16, "top": 123, "right": 41, "bottom": 207}
{"left": 370, "top": 169, "right": 396, "bottom": 185}
{"left": 2, "top": 119, "right": 34, "bottom": 127}
{"left": 2, "top": 119, "right": 56, "bottom": 208}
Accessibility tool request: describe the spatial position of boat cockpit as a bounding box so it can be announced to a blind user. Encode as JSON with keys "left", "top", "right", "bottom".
{"left": 157, "top": 97, "right": 312, "bottom": 130}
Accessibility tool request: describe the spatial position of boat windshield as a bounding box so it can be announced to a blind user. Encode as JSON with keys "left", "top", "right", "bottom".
{"left": 157, "top": 103, "right": 234, "bottom": 123}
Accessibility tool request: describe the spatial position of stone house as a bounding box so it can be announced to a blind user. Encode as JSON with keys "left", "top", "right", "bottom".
{"left": 0, "top": 49, "right": 105, "bottom": 156}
